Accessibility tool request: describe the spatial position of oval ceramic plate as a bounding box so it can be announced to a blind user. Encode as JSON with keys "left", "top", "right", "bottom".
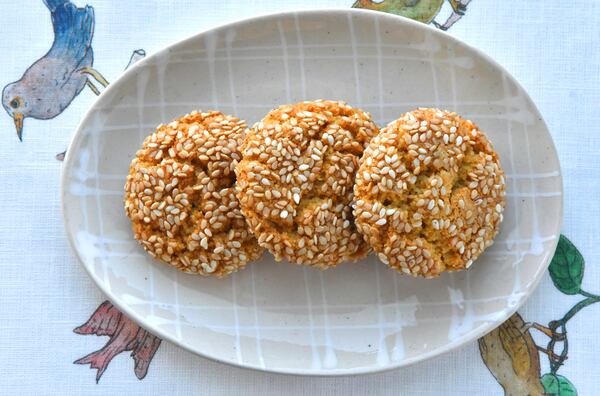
{"left": 62, "top": 9, "right": 562, "bottom": 375}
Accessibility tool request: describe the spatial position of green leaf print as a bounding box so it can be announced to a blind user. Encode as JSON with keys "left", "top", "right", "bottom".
{"left": 548, "top": 235, "right": 584, "bottom": 295}
{"left": 541, "top": 373, "right": 578, "bottom": 396}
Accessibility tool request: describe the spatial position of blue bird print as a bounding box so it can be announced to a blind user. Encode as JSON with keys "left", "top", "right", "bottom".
{"left": 2, "top": 0, "right": 108, "bottom": 141}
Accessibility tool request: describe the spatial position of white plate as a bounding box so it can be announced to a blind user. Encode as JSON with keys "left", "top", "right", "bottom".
{"left": 61, "top": 9, "right": 563, "bottom": 375}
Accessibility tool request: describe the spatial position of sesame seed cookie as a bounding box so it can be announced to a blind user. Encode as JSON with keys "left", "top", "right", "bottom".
{"left": 353, "top": 108, "right": 506, "bottom": 278}
{"left": 124, "top": 110, "right": 263, "bottom": 277}
{"left": 236, "top": 100, "right": 379, "bottom": 269}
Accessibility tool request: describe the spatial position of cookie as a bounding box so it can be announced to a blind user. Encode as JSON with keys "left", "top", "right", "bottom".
{"left": 124, "top": 110, "right": 263, "bottom": 276}
{"left": 353, "top": 108, "right": 506, "bottom": 277}
{"left": 236, "top": 100, "right": 379, "bottom": 268}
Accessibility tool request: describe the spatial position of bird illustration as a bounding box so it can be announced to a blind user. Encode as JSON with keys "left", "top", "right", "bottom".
{"left": 352, "top": 0, "right": 471, "bottom": 30}
{"left": 74, "top": 301, "right": 161, "bottom": 382}
{"left": 1, "top": 0, "right": 108, "bottom": 141}
{"left": 478, "top": 312, "right": 545, "bottom": 396}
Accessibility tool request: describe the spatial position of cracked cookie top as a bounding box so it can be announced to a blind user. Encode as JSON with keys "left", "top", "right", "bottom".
{"left": 124, "top": 110, "right": 263, "bottom": 277}
{"left": 353, "top": 108, "right": 506, "bottom": 277}
{"left": 235, "top": 100, "right": 379, "bottom": 268}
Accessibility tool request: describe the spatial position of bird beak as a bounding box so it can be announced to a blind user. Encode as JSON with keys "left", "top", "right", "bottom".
{"left": 13, "top": 113, "right": 23, "bottom": 141}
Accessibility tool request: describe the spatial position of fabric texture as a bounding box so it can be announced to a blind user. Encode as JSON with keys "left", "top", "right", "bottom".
{"left": 1, "top": 0, "right": 598, "bottom": 394}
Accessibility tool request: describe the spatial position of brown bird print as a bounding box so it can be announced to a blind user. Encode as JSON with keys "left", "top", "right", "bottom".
{"left": 73, "top": 301, "right": 161, "bottom": 382}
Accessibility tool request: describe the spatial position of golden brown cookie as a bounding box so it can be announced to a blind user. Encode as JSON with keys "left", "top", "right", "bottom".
{"left": 124, "top": 110, "right": 263, "bottom": 276}
{"left": 236, "top": 100, "right": 379, "bottom": 268}
{"left": 353, "top": 108, "right": 506, "bottom": 277}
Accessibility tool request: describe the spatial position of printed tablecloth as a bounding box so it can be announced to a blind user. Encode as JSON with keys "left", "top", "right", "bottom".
{"left": 1, "top": 1, "right": 599, "bottom": 394}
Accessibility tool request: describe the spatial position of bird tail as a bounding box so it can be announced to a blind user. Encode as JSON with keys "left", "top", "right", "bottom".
{"left": 46, "top": 1, "right": 95, "bottom": 60}
{"left": 43, "top": 0, "right": 69, "bottom": 13}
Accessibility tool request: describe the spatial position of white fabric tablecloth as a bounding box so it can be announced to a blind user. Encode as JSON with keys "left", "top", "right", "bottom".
{"left": 1, "top": 0, "right": 599, "bottom": 394}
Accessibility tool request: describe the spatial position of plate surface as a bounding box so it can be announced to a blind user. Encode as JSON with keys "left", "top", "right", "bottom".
{"left": 61, "top": 9, "right": 562, "bottom": 375}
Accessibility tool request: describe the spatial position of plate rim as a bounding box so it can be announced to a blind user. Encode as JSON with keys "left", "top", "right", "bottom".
{"left": 61, "top": 7, "right": 564, "bottom": 376}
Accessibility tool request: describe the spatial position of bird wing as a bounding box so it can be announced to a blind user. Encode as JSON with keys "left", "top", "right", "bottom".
{"left": 45, "top": 0, "right": 94, "bottom": 63}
